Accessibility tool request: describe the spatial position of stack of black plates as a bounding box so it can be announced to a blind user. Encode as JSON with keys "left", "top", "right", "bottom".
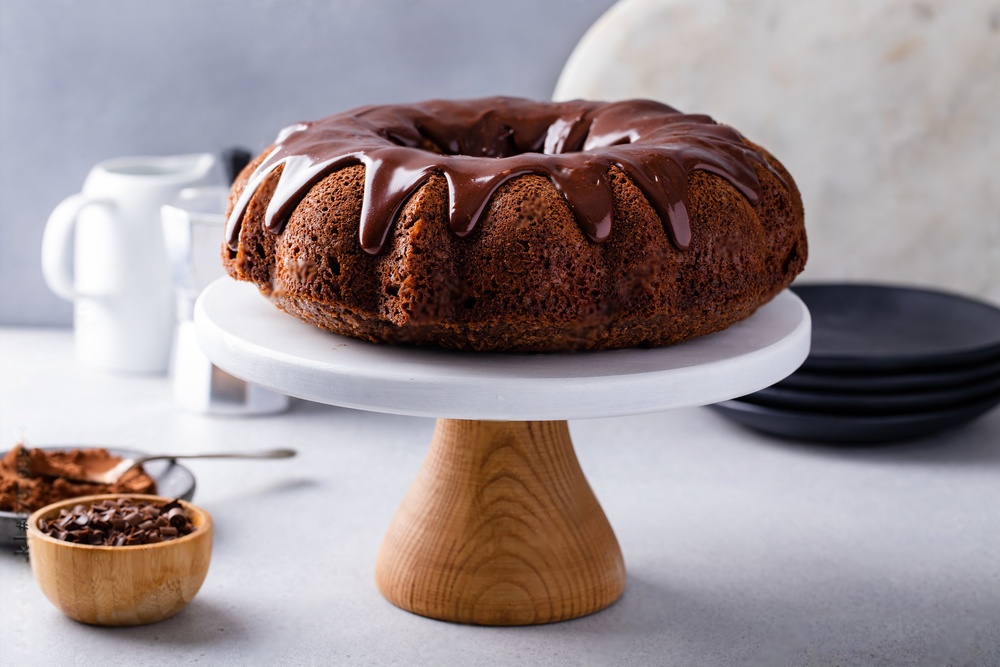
{"left": 711, "top": 284, "right": 1000, "bottom": 443}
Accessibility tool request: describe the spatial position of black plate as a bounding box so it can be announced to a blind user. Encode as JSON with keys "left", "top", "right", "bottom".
{"left": 709, "top": 393, "right": 1000, "bottom": 444}
{"left": 0, "top": 447, "right": 196, "bottom": 547}
{"left": 777, "top": 357, "right": 1000, "bottom": 393}
{"left": 744, "top": 374, "right": 1000, "bottom": 415}
{"left": 791, "top": 284, "right": 1000, "bottom": 373}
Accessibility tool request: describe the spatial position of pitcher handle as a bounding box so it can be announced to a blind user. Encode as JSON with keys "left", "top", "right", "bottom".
{"left": 41, "top": 194, "right": 113, "bottom": 301}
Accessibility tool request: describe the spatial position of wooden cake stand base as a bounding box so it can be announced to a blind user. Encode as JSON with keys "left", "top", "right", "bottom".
{"left": 376, "top": 418, "right": 624, "bottom": 625}
{"left": 195, "top": 279, "right": 810, "bottom": 625}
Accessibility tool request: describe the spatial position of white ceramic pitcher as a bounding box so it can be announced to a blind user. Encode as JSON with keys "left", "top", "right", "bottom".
{"left": 42, "top": 154, "right": 221, "bottom": 373}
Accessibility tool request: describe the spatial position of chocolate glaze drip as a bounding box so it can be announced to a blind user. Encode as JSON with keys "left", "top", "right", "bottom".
{"left": 226, "top": 97, "right": 781, "bottom": 255}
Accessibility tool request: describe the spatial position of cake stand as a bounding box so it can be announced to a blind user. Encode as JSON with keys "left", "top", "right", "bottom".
{"left": 194, "top": 279, "right": 810, "bottom": 625}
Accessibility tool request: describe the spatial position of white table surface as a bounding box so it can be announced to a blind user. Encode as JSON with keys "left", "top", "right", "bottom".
{"left": 1, "top": 327, "right": 998, "bottom": 666}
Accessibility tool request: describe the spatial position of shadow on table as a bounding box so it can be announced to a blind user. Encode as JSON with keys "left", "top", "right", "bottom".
{"left": 534, "top": 571, "right": 992, "bottom": 667}
{"left": 548, "top": 573, "right": 765, "bottom": 664}
{"left": 710, "top": 407, "right": 1000, "bottom": 468}
{"left": 80, "top": 598, "right": 251, "bottom": 648}
{"left": 214, "top": 476, "right": 323, "bottom": 501}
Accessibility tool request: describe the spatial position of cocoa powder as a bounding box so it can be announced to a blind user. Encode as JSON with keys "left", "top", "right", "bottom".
{"left": 0, "top": 444, "right": 157, "bottom": 513}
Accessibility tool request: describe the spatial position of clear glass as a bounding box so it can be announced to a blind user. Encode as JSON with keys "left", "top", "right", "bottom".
{"left": 161, "top": 186, "right": 230, "bottom": 319}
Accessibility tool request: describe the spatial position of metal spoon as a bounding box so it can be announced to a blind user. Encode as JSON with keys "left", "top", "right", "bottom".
{"left": 68, "top": 448, "right": 297, "bottom": 485}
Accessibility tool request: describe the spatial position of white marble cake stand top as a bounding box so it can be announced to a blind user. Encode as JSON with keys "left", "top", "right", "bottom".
{"left": 194, "top": 279, "right": 810, "bottom": 421}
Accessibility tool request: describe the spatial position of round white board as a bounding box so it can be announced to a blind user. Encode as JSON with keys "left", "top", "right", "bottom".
{"left": 194, "top": 279, "right": 810, "bottom": 420}
{"left": 553, "top": 0, "right": 1000, "bottom": 306}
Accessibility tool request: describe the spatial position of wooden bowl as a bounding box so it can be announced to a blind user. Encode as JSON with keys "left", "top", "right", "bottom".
{"left": 26, "top": 494, "right": 213, "bottom": 626}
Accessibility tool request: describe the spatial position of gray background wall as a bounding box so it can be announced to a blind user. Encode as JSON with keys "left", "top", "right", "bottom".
{"left": 0, "top": 0, "right": 615, "bottom": 326}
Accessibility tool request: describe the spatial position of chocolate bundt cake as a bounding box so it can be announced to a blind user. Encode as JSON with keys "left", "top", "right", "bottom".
{"left": 223, "top": 97, "right": 806, "bottom": 351}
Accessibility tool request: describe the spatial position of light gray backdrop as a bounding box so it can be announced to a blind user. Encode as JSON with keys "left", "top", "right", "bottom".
{"left": 0, "top": 0, "right": 615, "bottom": 326}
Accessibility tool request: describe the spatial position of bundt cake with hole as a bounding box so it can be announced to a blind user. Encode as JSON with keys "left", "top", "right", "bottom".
{"left": 222, "top": 97, "right": 806, "bottom": 351}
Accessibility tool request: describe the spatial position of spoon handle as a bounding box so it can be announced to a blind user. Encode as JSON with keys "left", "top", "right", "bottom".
{"left": 131, "top": 449, "right": 297, "bottom": 467}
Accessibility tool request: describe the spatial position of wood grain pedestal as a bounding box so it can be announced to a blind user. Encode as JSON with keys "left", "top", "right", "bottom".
{"left": 375, "top": 418, "right": 625, "bottom": 625}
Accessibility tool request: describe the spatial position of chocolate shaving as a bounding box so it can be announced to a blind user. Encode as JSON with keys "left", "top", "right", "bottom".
{"left": 37, "top": 497, "right": 195, "bottom": 546}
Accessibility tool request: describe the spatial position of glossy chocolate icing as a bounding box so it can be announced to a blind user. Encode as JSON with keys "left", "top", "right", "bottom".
{"left": 226, "top": 97, "right": 779, "bottom": 255}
